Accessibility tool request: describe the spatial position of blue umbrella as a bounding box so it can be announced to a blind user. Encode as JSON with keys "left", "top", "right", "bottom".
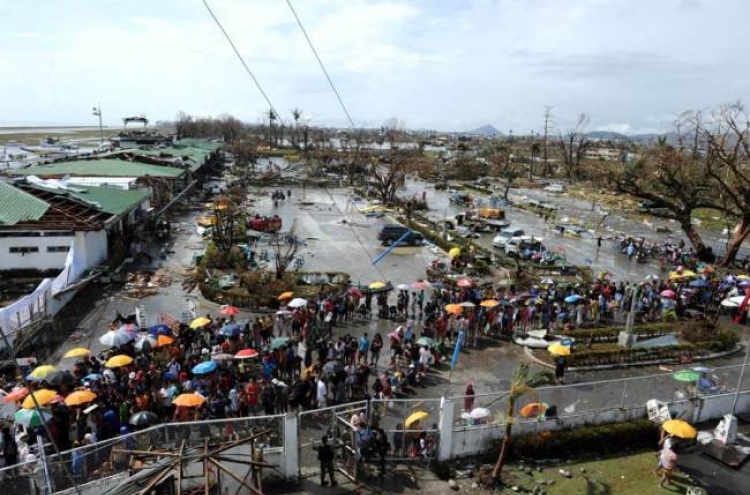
{"left": 689, "top": 279, "right": 709, "bottom": 288}
{"left": 192, "top": 361, "right": 218, "bottom": 375}
{"left": 84, "top": 373, "right": 103, "bottom": 381}
{"left": 564, "top": 294, "right": 581, "bottom": 304}
{"left": 148, "top": 324, "right": 171, "bottom": 336}
{"left": 219, "top": 323, "right": 242, "bottom": 337}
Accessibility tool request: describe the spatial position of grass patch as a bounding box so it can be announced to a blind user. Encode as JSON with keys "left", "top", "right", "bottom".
{"left": 693, "top": 207, "right": 731, "bottom": 231}
{"left": 505, "top": 452, "right": 699, "bottom": 495}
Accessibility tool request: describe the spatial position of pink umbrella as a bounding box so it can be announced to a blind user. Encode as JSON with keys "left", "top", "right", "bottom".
{"left": 388, "top": 332, "right": 401, "bottom": 342}
{"left": 660, "top": 290, "right": 676, "bottom": 298}
{"left": 411, "top": 281, "right": 428, "bottom": 290}
{"left": 347, "top": 287, "right": 364, "bottom": 298}
{"left": 457, "top": 278, "right": 473, "bottom": 288}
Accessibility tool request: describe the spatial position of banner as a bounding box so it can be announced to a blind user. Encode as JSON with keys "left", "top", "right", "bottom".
{"left": 451, "top": 331, "right": 465, "bottom": 370}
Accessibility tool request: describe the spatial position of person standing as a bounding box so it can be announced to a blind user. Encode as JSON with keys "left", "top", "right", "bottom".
{"left": 370, "top": 333, "right": 383, "bottom": 367}
{"left": 554, "top": 355, "right": 567, "bottom": 384}
{"left": 315, "top": 435, "right": 337, "bottom": 486}
{"left": 659, "top": 444, "right": 678, "bottom": 488}
{"left": 358, "top": 333, "right": 370, "bottom": 364}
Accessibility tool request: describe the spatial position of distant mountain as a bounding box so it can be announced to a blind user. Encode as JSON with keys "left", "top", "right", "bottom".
{"left": 466, "top": 125, "right": 503, "bottom": 137}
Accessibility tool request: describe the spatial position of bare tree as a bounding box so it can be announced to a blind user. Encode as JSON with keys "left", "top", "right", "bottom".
{"left": 270, "top": 229, "right": 299, "bottom": 280}
{"left": 558, "top": 113, "right": 591, "bottom": 179}
{"left": 370, "top": 156, "right": 407, "bottom": 205}
{"left": 227, "top": 139, "right": 259, "bottom": 177}
{"left": 210, "top": 197, "right": 246, "bottom": 255}
{"left": 488, "top": 145, "right": 520, "bottom": 200}
{"left": 175, "top": 111, "right": 192, "bottom": 139}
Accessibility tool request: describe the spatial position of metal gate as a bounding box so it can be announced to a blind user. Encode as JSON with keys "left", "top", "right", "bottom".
{"left": 298, "top": 401, "right": 367, "bottom": 479}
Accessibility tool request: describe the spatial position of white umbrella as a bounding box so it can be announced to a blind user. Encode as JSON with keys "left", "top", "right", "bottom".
{"left": 276, "top": 310, "right": 292, "bottom": 316}
{"left": 396, "top": 283, "right": 410, "bottom": 291}
{"left": 720, "top": 295, "right": 746, "bottom": 308}
{"left": 99, "top": 329, "right": 135, "bottom": 348}
{"left": 288, "top": 298, "right": 308, "bottom": 308}
{"left": 469, "top": 407, "right": 491, "bottom": 419}
{"left": 134, "top": 335, "right": 157, "bottom": 351}
{"left": 459, "top": 301, "right": 476, "bottom": 308}
{"left": 645, "top": 274, "right": 660, "bottom": 282}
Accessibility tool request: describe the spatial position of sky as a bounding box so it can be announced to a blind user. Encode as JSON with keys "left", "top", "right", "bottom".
{"left": 1, "top": 0, "right": 748, "bottom": 134}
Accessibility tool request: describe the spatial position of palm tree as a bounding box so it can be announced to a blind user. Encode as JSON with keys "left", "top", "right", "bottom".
{"left": 491, "top": 363, "right": 552, "bottom": 483}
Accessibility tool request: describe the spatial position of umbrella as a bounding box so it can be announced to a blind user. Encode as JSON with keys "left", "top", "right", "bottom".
{"left": 118, "top": 323, "right": 139, "bottom": 333}
{"left": 173, "top": 393, "right": 205, "bottom": 408}
{"left": 192, "top": 361, "right": 218, "bottom": 375}
{"left": 519, "top": 402, "right": 548, "bottom": 418}
{"left": 459, "top": 301, "right": 476, "bottom": 308}
{"left": 15, "top": 408, "right": 52, "bottom": 428}
{"left": 668, "top": 269, "right": 696, "bottom": 280}
{"left": 129, "top": 410, "right": 159, "bottom": 427}
{"left": 448, "top": 247, "right": 461, "bottom": 259}
{"left": 46, "top": 371, "right": 76, "bottom": 388}
{"left": 220, "top": 305, "right": 241, "bottom": 316}
{"left": 135, "top": 335, "right": 157, "bottom": 352}
{"left": 737, "top": 274, "right": 750, "bottom": 281}
{"left": 721, "top": 296, "right": 746, "bottom": 307}
{"left": 662, "top": 419, "right": 697, "bottom": 439}
{"left": 277, "top": 291, "right": 294, "bottom": 300}
{"left": 396, "top": 283, "right": 410, "bottom": 291}
{"left": 689, "top": 279, "right": 710, "bottom": 288}
{"left": 148, "top": 324, "right": 172, "bottom": 336}
{"left": 234, "top": 348, "right": 259, "bottom": 359}
{"left": 189, "top": 316, "right": 211, "bottom": 329}
{"left": 456, "top": 278, "right": 473, "bottom": 288}
{"left": 645, "top": 274, "right": 660, "bottom": 282}
{"left": 28, "top": 365, "right": 58, "bottom": 380}
{"left": 276, "top": 309, "right": 292, "bottom": 316}
{"left": 22, "top": 389, "right": 57, "bottom": 409}
{"left": 411, "top": 281, "right": 428, "bottom": 290}
{"left": 368, "top": 281, "right": 386, "bottom": 290}
{"left": 469, "top": 407, "right": 491, "bottom": 419}
{"left": 157, "top": 335, "right": 175, "bottom": 347}
{"left": 388, "top": 332, "right": 401, "bottom": 342}
{"left": 564, "top": 294, "right": 581, "bottom": 304}
{"left": 220, "top": 323, "right": 242, "bottom": 337}
{"left": 660, "top": 290, "right": 676, "bottom": 298}
{"left": 100, "top": 329, "right": 135, "bottom": 347}
{"left": 105, "top": 355, "right": 134, "bottom": 369}
{"left": 540, "top": 278, "right": 555, "bottom": 285}
{"left": 84, "top": 373, "right": 103, "bottom": 382}
{"left": 347, "top": 287, "right": 364, "bottom": 297}
{"left": 322, "top": 360, "right": 344, "bottom": 375}
{"left": 3, "top": 387, "right": 30, "bottom": 404}
{"left": 405, "top": 410, "right": 429, "bottom": 428}
{"left": 444, "top": 303, "right": 463, "bottom": 315}
{"left": 63, "top": 348, "right": 90, "bottom": 359}
{"left": 673, "top": 370, "right": 700, "bottom": 382}
{"left": 211, "top": 353, "right": 234, "bottom": 361}
{"left": 417, "top": 336, "right": 436, "bottom": 348}
{"left": 480, "top": 299, "right": 499, "bottom": 308}
{"left": 271, "top": 337, "right": 290, "bottom": 350}
{"left": 64, "top": 390, "right": 97, "bottom": 407}
{"left": 739, "top": 280, "right": 750, "bottom": 288}
{"left": 288, "top": 298, "right": 308, "bottom": 308}
{"left": 548, "top": 343, "right": 571, "bottom": 356}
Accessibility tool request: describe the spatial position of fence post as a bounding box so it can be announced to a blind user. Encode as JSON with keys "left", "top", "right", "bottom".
{"left": 283, "top": 412, "right": 299, "bottom": 478}
{"left": 438, "top": 397, "right": 454, "bottom": 462}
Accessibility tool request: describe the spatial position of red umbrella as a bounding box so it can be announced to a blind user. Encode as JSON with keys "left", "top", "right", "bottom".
{"left": 220, "top": 305, "right": 241, "bottom": 316}
{"left": 347, "top": 287, "right": 364, "bottom": 298}
{"left": 234, "top": 349, "right": 259, "bottom": 359}
{"left": 456, "top": 278, "right": 473, "bottom": 288}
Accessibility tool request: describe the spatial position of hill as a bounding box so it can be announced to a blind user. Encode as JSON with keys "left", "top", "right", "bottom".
{"left": 466, "top": 125, "right": 503, "bottom": 137}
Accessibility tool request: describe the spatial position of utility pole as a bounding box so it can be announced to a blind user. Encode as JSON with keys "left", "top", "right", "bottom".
{"left": 543, "top": 106, "right": 553, "bottom": 177}
{"left": 92, "top": 104, "right": 103, "bottom": 146}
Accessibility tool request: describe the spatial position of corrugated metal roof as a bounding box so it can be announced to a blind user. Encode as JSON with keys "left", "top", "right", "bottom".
{"left": 28, "top": 184, "right": 150, "bottom": 216}
{"left": 9, "top": 159, "right": 186, "bottom": 178}
{"left": 0, "top": 182, "right": 50, "bottom": 226}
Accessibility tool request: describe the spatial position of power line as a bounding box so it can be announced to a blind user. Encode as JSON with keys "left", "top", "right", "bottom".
{"left": 202, "top": 0, "right": 280, "bottom": 119}
{"left": 285, "top": 0, "right": 356, "bottom": 129}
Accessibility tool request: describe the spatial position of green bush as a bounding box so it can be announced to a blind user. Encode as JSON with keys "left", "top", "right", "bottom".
{"left": 511, "top": 420, "right": 659, "bottom": 460}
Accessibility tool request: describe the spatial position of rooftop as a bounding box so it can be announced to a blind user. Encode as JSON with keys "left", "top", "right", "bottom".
{"left": 0, "top": 182, "right": 49, "bottom": 226}
{"left": 26, "top": 183, "right": 150, "bottom": 216}
{"left": 7, "top": 159, "right": 186, "bottom": 179}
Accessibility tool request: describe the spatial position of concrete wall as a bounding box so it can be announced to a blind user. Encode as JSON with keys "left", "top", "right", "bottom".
{"left": 0, "top": 229, "right": 107, "bottom": 272}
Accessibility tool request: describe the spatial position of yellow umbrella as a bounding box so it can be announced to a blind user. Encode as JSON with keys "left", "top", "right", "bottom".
{"left": 105, "top": 355, "right": 134, "bottom": 368}
{"left": 369, "top": 281, "right": 386, "bottom": 290}
{"left": 277, "top": 291, "right": 294, "bottom": 300}
{"left": 173, "top": 393, "right": 206, "bottom": 408}
{"left": 480, "top": 299, "right": 500, "bottom": 308}
{"left": 548, "top": 343, "right": 571, "bottom": 356}
{"left": 21, "top": 389, "right": 57, "bottom": 409}
{"left": 189, "top": 316, "right": 211, "bottom": 329}
{"left": 444, "top": 303, "right": 463, "bottom": 315}
{"left": 448, "top": 247, "right": 461, "bottom": 259}
{"left": 64, "top": 390, "right": 97, "bottom": 407}
{"left": 662, "top": 419, "right": 697, "bottom": 439}
{"left": 668, "top": 269, "right": 697, "bottom": 280}
{"left": 405, "top": 410, "right": 429, "bottom": 428}
{"left": 737, "top": 274, "right": 750, "bottom": 281}
{"left": 63, "top": 348, "right": 90, "bottom": 359}
{"left": 28, "top": 365, "right": 58, "bottom": 380}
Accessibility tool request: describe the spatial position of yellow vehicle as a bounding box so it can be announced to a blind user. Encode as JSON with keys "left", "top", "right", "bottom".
{"left": 477, "top": 207, "right": 505, "bottom": 220}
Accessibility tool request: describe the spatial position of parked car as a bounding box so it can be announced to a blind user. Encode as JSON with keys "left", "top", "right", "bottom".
{"left": 492, "top": 228, "right": 525, "bottom": 249}
{"left": 377, "top": 224, "right": 424, "bottom": 246}
{"left": 544, "top": 183, "right": 565, "bottom": 193}
{"left": 505, "top": 236, "right": 545, "bottom": 258}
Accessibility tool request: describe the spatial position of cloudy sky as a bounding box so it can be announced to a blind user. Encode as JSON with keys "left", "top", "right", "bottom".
{"left": 1, "top": 0, "right": 748, "bottom": 133}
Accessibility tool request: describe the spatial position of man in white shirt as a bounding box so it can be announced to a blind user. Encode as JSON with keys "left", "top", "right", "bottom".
{"left": 317, "top": 377, "right": 328, "bottom": 408}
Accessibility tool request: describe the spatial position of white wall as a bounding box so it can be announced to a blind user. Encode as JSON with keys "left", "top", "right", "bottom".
{"left": 0, "top": 230, "right": 107, "bottom": 272}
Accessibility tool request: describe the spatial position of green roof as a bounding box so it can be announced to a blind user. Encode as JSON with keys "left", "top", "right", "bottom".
{"left": 0, "top": 182, "right": 50, "bottom": 226}
{"left": 175, "top": 138, "right": 223, "bottom": 151}
{"left": 30, "top": 184, "right": 150, "bottom": 216}
{"left": 9, "top": 159, "right": 186, "bottom": 178}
